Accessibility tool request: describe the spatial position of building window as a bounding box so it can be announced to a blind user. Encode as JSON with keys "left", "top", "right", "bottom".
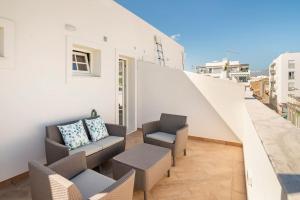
{"left": 72, "top": 50, "right": 91, "bottom": 74}
{"left": 289, "top": 71, "right": 295, "bottom": 80}
{"left": 288, "top": 82, "right": 295, "bottom": 91}
{"left": 66, "top": 36, "right": 102, "bottom": 81}
{"left": 288, "top": 60, "right": 295, "bottom": 69}
{"left": 208, "top": 68, "right": 212, "bottom": 73}
{"left": 0, "top": 18, "right": 15, "bottom": 69}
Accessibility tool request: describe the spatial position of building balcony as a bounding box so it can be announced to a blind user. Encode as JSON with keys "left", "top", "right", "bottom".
{"left": 1, "top": 130, "right": 246, "bottom": 200}
{"left": 270, "top": 69, "right": 276, "bottom": 75}
{"left": 1, "top": 64, "right": 299, "bottom": 200}
{"left": 270, "top": 77, "right": 275, "bottom": 83}
{"left": 229, "top": 71, "right": 250, "bottom": 75}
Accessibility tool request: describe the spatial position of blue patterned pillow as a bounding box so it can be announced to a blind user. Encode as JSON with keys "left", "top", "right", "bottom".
{"left": 85, "top": 117, "right": 109, "bottom": 142}
{"left": 57, "top": 120, "right": 90, "bottom": 150}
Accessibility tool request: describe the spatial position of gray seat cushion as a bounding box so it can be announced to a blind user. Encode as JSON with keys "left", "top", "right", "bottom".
{"left": 71, "top": 169, "right": 115, "bottom": 199}
{"left": 146, "top": 132, "right": 176, "bottom": 144}
{"left": 69, "top": 143, "right": 103, "bottom": 156}
{"left": 70, "top": 136, "right": 124, "bottom": 156}
{"left": 94, "top": 136, "right": 124, "bottom": 149}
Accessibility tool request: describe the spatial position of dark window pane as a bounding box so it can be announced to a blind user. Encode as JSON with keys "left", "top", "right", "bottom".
{"left": 77, "top": 63, "right": 88, "bottom": 71}
{"left": 72, "top": 63, "right": 77, "bottom": 70}
{"left": 76, "top": 55, "right": 86, "bottom": 63}
{"left": 72, "top": 55, "right": 76, "bottom": 61}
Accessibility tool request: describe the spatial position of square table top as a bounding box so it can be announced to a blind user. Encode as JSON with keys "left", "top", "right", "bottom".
{"left": 113, "top": 143, "right": 171, "bottom": 171}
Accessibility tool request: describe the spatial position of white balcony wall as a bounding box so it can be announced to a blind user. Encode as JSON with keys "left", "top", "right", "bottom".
{"left": 0, "top": 0, "right": 184, "bottom": 182}
{"left": 243, "top": 90, "right": 300, "bottom": 200}
{"left": 137, "top": 61, "right": 243, "bottom": 143}
{"left": 186, "top": 71, "right": 246, "bottom": 141}
{"left": 243, "top": 101, "right": 282, "bottom": 200}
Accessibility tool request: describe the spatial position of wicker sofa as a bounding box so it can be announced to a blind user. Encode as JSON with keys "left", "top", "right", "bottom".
{"left": 29, "top": 152, "right": 135, "bottom": 200}
{"left": 45, "top": 116, "right": 126, "bottom": 169}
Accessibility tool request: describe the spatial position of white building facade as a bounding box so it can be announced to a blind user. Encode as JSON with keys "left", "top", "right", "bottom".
{"left": 0, "top": 0, "right": 184, "bottom": 182}
{"left": 269, "top": 52, "right": 300, "bottom": 115}
{"left": 196, "top": 59, "right": 250, "bottom": 82}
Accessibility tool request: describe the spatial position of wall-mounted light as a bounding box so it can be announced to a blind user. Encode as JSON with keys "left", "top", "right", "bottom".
{"left": 65, "top": 24, "right": 77, "bottom": 32}
{"left": 103, "top": 36, "right": 108, "bottom": 42}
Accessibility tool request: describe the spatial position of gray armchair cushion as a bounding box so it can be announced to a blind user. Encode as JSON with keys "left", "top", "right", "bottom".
{"left": 160, "top": 113, "right": 187, "bottom": 134}
{"left": 146, "top": 132, "right": 176, "bottom": 144}
{"left": 71, "top": 169, "right": 115, "bottom": 200}
{"left": 94, "top": 136, "right": 124, "bottom": 150}
{"left": 49, "top": 151, "right": 87, "bottom": 180}
{"left": 69, "top": 143, "right": 103, "bottom": 156}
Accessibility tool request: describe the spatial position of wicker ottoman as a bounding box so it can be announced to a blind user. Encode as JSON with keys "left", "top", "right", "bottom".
{"left": 112, "top": 143, "right": 172, "bottom": 200}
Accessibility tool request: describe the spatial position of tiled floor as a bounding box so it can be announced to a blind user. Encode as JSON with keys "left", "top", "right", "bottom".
{"left": 0, "top": 131, "right": 246, "bottom": 200}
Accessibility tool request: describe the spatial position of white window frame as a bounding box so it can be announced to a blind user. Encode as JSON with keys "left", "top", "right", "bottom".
{"left": 288, "top": 60, "right": 295, "bottom": 69}
{"left": 72, "top": 50, "right": 91, "bottom": 75}
{"left": 288, "top": 82, "right": 295, "bottom": 91}
{"left": 289, "top": 71, "right": 295, "bottom": 80}
{"left": 66, "top": 36, "right": 102, "bottom": 82}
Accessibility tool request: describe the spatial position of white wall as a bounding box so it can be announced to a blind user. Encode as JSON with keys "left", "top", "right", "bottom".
{"left": 185, "top": 71, "right": 246, "bottom": 141}
{"left": 0, "top": 0, "right": 184, "bottom": 182}
{"left": 243, "top": 96, "right": 283, "bottom": 200}
{"left": 137, "top": 61, "right": 242, "bottom": 143}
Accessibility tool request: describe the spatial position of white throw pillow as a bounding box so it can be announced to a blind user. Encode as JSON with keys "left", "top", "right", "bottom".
{"left": 85, "top": 116, "right": 109, "bottom": 142}
{"left": 57, "top": 120, "right": 90, "bottom": 150}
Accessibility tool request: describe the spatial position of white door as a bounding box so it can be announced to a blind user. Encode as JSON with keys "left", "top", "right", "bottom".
{"left": 118, "top": 59, "right": 127, "bottom": 126}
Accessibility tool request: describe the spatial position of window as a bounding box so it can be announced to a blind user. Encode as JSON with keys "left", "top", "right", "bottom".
{"left": 289, "top": 71, "right": 295, "bottom": 80}
{"left": 213, "top": 68, "right": 222, "bottom": 73}
{"left": 288, "top": 82, "right": 295, "bottom": 91}
{"left": 0, "top": 18, "right": 15, "bottom": 69}
{"left": 66, "top": 37, "right": 102, "bottom": 81}
{"left": 208, "top": 68, "right": 212, "bottom": 73}
{"left": 72, "top": 50, "right": 91, "bottom": 74}
{"left": 288, "top": 60, "right": 295, "bottom": 69}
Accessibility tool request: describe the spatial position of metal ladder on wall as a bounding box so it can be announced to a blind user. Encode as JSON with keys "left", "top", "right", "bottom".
{"left": 154, "top": 36, "right": 165, "bottom": 66}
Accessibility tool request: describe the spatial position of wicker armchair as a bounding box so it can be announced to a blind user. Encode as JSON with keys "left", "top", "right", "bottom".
{"left": 142, "top": 113, "right": 188, "bottom": 166}
{"left": 29, "top": 152, "right": 135, "bottom": 200}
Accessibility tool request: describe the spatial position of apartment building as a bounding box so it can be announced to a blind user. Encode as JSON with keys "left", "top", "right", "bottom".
{"left": 287, "top": 92, "right": 300, "bottom": 128}
{"left": 196, "top": 59, "right": 250, "bottom": 82}
{"left": 250, "top": 76, "right": 269, "bottom": 103}
{"left": 269, "top": 52, "right": 300, "bottom": 115}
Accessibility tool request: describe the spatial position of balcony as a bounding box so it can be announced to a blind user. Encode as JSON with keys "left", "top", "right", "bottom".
{"left": 1, "top": 62, "right": 299, "bottom": 200}
{"left": 0, "top": 130, "right": 246, "bottom": 200}
{"left": 1, "top": 0, "right": 300, "bottom": 199}
{"left": 270, "top": 76, "right": 275, "bottom": 82}
{"left": 270, "top": 69, "right": 276, "bottom": 75}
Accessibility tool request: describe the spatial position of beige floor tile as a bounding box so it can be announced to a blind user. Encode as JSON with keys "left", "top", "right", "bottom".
{"left": 232, "top": 191, "right": 247, "bottom": 200}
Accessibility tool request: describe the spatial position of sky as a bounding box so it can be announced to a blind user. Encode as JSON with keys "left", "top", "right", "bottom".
{"left": 116, "top": 0, "right": 300, "bottom": 72}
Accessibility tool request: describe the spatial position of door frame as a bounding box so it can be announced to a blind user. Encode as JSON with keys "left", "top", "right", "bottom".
{"left": 115, "top": 48, "right": 138, "bottom": 133}
{"left": 118, "top": 57, "right": 128, "bottom": 127}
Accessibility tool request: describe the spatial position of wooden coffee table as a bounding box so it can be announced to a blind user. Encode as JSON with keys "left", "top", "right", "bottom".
{"left": 112, "top": 143, "right": 172, "bottom": 200}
